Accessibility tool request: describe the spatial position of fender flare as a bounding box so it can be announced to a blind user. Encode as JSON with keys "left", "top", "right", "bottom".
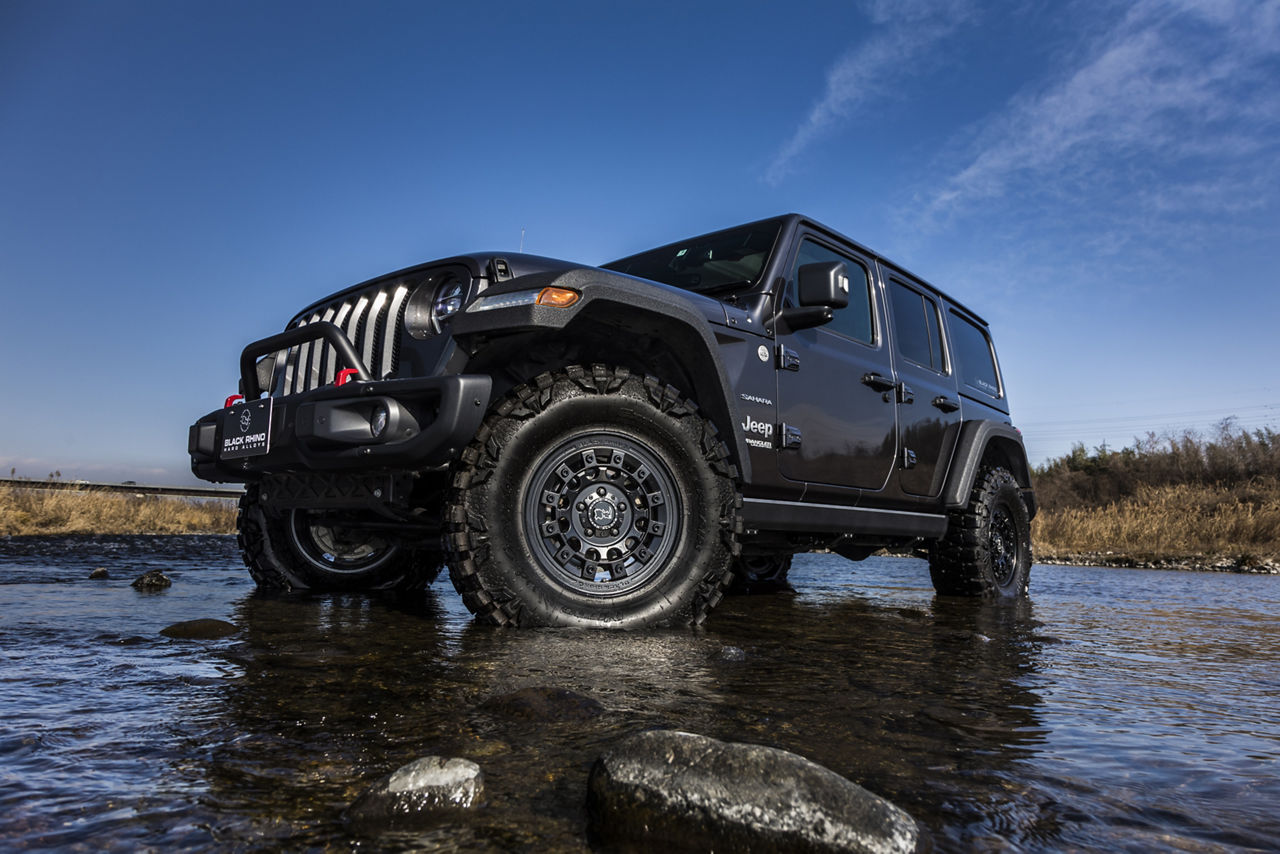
{"left": 450, "top": 270, "right": 752, "bottom": 483}
{"left": 941, "top": 420, "right": 1037, "bottom": 518}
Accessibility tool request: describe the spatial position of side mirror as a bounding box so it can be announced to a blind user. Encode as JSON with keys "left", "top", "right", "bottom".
{"left": 797, "top": 261, "right": 850, "bottom": 309}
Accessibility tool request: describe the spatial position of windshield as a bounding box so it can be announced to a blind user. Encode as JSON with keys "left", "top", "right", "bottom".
{"left": 602, "top": 220, "right": 782, "bottom": 293}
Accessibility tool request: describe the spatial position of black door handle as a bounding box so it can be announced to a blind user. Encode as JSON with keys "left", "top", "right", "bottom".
{"left": 861, "top": 372, "right": 897, "bottom": 392}
{"left": 932, "top": 395, "right": 960, "bottom": 413}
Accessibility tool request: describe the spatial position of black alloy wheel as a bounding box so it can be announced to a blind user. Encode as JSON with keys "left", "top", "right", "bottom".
{"left": 288, "top": 511, "right": 399, "bottom": 575}
{"left": 523, "top": 432, "right": 681, "bottom": 597}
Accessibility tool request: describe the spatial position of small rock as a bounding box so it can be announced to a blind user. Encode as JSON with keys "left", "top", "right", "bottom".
{"left": 346, "top": 757, "right": 483, "bottom": 828}
{"left": 480, "top": 686, "right": 604, "bottom": 721}
{"left": 160, "top": 619, "right": 237, "bottom": 640}
{"left": 89, "top": 568, "right": 109, "bottom": 580}
{"left": 588, "top": 730, "right": 917, "bottom": 854}
{"left": 130, "top": 570, "right": 171, "bottom": 590}
{"left": 715, "top": 645, "right": 747, "bottom": 662}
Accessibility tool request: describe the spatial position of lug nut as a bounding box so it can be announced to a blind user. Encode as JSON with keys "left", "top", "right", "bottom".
{"left": 597, "top": 487, "right": 607, "bottom": 497}
{"left": 585, "top": 528, "right": 595, "bottom": 537}
{"left": 576, "top": 502, "right": 586, "bottom": 511}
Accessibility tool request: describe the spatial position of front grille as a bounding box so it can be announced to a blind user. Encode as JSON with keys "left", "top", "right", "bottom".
{"left": 276, "top": 283, "right": 413, "bottom": 396}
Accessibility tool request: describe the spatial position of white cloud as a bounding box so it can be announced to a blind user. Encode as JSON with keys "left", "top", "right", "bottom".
{"left": 923, "top": 0, "right": 1280, "bottom": 231}
{"left": 764, "top": 0, "right": 974, "bottom": 185}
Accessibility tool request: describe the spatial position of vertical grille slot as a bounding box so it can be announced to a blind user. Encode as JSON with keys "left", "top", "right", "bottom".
{"left": 272, "top": 283, "right": 411, "bottom": 397}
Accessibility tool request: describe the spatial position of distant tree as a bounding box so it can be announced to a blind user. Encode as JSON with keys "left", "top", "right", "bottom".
{"left": 54, "top": 470, "right": 61, "bottom": 479}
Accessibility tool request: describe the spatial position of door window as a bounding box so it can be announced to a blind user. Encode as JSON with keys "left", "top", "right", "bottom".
{"left": 889, "top": 281, "right": 946, "bottom": 373}
{"left": 791, "top": 239, "right": 874, "bottom": 344}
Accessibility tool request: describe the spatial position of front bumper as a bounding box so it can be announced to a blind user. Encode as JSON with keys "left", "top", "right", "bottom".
{"left": 189, "top": 373, "right": 492, "bottom": 483}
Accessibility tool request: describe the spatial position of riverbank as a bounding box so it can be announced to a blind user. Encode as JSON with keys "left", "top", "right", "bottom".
{"left": 1034, "top": 550, "right": 1280, "bottom": 574}
{"left": 0, "top": 485, "right": 236, "bottom": 536}
{"left": 1030, "top": 480, "right": 1279, "bottom": 572}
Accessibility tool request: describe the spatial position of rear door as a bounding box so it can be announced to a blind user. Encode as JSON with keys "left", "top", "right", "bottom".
{"left": 883, "top": 274, "right": 962, "bottom": 497}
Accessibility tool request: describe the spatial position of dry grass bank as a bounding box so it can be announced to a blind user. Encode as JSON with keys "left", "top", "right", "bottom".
{"left": 0, "top": 486, "right": 237, "bottom": 536}
{"left": 1032, "top": 480, "right": 1280, "bottom": 565}
{"left": 1031, "top": 425, "right": 1280, "bottom": 566}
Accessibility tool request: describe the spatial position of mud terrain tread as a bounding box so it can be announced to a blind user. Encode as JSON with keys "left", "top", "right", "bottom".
{"left": 238, "top": 484, "right": 296, "bottom": 591}
{"left": 445, "top": 364, "right": 742, "bottom": 627}
{"left": 929, "top": 466, "right": 1032, "bottom": 597}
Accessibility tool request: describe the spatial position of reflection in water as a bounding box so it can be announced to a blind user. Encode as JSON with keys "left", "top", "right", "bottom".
{"left": 0, "top": 538, "right": 1278, "bottom": 851}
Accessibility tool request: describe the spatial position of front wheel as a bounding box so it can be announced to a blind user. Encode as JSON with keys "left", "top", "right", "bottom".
{"left": 446, "top": 365, "right": 741, "bottom": 628}
{"left": 727, "top": 554, "right": 794, "bottom": 594}
{"left": 929, "top": 467, "right": 1032, "bottom": 597}
{"left": 237, "top": 485, "right": 441, "bottom": 591}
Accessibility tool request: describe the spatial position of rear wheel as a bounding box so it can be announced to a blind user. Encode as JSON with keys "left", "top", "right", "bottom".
{"left": 238, "top": 485, "right": 441, "bottom": 591}
{"left": 446, "top": 365, "right": 741, "bottom": 628}
{"left": 929, "top": 466, "right": 1032, "bottom": 597}
{"left": 727, "top": 554, "right": 794, "bottom": 594}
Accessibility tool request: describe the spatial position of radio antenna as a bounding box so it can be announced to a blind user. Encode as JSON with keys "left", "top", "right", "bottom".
{"left": 519, "top": 228, "right": 525, "bottom": 253}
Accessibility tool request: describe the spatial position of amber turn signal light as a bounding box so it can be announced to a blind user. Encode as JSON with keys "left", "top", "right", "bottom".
{"left": 536, "top": 287, "right": 580, "bottom": 308}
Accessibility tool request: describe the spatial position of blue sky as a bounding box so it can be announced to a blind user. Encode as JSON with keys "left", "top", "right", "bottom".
{"left": 2, "top": 0, "right": 1277, "bottom": 485}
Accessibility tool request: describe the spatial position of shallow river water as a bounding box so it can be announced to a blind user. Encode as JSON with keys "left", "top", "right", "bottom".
{"left": 0, "top": 536, "right": 1277, "bottom": 852}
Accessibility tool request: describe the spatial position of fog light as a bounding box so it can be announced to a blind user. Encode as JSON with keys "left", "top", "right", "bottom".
{"left": 370, "top": 403, "right": 389, "bottom": 440}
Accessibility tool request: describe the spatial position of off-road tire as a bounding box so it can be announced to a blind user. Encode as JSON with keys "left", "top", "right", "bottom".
{"left": 929, "top": 466, "right": 1032, "bottom": 597}
{"left": 445, "top": 365, "right": 742, "bottom": 628}
{"left": 728, "top": 554, "right": 794, "bottom": 594}
{"left": 237, "top": 484, "right": 442, "bottom": 592}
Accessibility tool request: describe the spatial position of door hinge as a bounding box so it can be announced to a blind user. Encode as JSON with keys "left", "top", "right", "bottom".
{"left": 781, "top": 423, "right": 803, "bottom": 449}
{"left": 902, "top": 448, "right": 917, "bottom": 469}
{"left": 776, "top": 345, "right": 801, "bottom": 372}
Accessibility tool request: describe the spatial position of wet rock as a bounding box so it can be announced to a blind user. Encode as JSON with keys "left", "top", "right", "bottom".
{"left": 587, "top": 730, "right": 917, "bottom": 854}
{"left": 480, "top": 686, "right": 604, "bottom": 721}
{"left": 130, "top": 570, "right": 171, "bottom": 590}
{"left": 715, "top": 645, "right": 747, "bottom": 662}
{"left": 88, "top": 568, "right": 109, "bottom": 580}
{"left": 160, "top": 619, "right": 237, "bottom": 640}
{"left": 346, "top": 757, "right": 483, "bottom": 828}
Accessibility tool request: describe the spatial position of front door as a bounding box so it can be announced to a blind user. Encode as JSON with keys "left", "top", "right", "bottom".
{"left": 775, "top": 237, "right": 897, "bottom": 493}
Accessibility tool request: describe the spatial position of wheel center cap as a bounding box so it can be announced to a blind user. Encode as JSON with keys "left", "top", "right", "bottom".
{"left": 589, "top": 502, "right": 617, "bottom": 528}
{"left": 576, "top": 484, "right": 628, "bottom": 543}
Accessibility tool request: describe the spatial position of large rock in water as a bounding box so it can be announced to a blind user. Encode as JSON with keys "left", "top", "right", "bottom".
{"left": 346, "top": 757, "right": 483, "bottom": 829}
{"left": 588, "top": 730, "right": 917, "bottom": 854}
{"left": 160, "top": 619, "right": 237, "bottom": 639}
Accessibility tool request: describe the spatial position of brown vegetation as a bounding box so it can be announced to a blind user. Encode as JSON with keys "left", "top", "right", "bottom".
{"left": 1031, "top": 423, "right": 1280, "bottom": 565}
{"left": 0, "top": 485, "right": 236, "bottom": 536}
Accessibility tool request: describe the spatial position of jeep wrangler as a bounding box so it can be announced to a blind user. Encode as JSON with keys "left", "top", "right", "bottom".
{"left": 189, "top": 214, "right": 1036, "bottom": 627}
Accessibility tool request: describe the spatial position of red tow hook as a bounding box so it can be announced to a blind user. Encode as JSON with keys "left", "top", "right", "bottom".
{"left": 335, "top": 368, "right": 359, "bottom": 387}
{"left": 224, "top": 394, "right": 245, "bottom": 408}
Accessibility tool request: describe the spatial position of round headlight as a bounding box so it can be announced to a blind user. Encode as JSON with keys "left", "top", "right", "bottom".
{"left": 405, "top": 272, "right": 470, "bottom": 339}
{"left": 432, "top": 278, "right": 465, "bottom": 325}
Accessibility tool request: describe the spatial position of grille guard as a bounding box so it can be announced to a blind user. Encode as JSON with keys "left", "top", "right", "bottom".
{"left": 240, "top": 322, "right": 371, "bottom": 399}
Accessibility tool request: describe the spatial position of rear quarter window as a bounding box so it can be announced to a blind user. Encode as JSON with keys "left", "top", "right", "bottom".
{"left": 950, "top": 312, "right": 1001, "bottom": 397}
